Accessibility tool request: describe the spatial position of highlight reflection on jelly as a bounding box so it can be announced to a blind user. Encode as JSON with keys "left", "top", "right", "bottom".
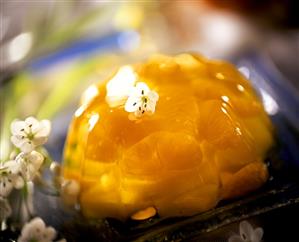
{"left": 106, "top": 65, "right": 137, "bottom": 108}
{"left": 75, "top": 85, "right": 99, "bottom": 118}
{"left": 88, "top": 114, "right": 99, "bottom": 131}
{"left": 63, "top": 53, "right": 274, "bottom": 220}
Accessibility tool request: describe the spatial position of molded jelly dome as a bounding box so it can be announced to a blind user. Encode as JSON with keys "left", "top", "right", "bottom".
{"left": 63, "top": 53, "right": 273, "bottom": 220}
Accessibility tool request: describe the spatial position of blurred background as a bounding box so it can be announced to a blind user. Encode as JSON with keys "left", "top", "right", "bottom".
{"left": 1, "top": 0, "right": 299, "bottom": 162}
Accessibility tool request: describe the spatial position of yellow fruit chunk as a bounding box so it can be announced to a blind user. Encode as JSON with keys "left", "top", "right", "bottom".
{"left": 131, "top": 206, "right": 157, "bottom": 220}
{"left": 63, "top": 53, "right": 274, "bottom": 220}
{"left": 220, "top": 162, "right": 269, "bottom": 199}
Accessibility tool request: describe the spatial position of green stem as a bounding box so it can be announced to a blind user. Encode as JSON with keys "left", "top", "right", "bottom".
{"left": 22, "top": 181, "right": 28, "bottom": 197}
{"left": 22, "top": 182, "right": 33, "bottom": 220}
{"left": 16, "top": 189, "right": 22, "bottom": 224}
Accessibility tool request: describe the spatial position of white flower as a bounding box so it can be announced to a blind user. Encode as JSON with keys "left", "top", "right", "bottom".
{"left": 125, "top": 82, "right": 159, "bottom": 118}
{"left": 228, "top": 220, "right": 263, "bottom": 242}
{"left": 0, "top": 160, "right": 24, "bottom": 197}
{"left": 0, "top": 197, "right": 12, "bottom": 221}
{"left": 18, "top": 217, "right": 57, "bottom": 242}
{"left": 11, "top": 117, "right": 51, "bottom": 153}
{"left": 16, "top": 151, "right": 44, "bottom": 181}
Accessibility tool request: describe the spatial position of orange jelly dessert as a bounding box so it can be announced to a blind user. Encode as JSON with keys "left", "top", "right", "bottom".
{"left": 63, "top": 53, "right": 274, "bottom": 220}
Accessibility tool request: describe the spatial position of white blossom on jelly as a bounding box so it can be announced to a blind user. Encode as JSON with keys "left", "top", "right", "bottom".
{"left": 125, "top": 82, "right": 159, "bottom": 118}
{"left": 228, "top": 220, "right": 263, "bottom": 242}
{"left": 0, "top": 197, "right": 12, "bottom": 221}
{"left": 11, "top": 117, "right": 51, "bottom": 153}
{"left": 16, "top": 151, "right": 44, "bottom": 182}
{"left": 18, "top": 217, "right": 57, "bottom": 242}
{"left": 0, "top": 160, "right": 24, "bottom": 197}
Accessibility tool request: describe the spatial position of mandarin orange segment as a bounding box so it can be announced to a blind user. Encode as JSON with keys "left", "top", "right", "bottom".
{"left": 63, "top": 53, "right": 274, "bottom": 219}
{"left": 220, "top": 162, "right": 269, "bottom": 199}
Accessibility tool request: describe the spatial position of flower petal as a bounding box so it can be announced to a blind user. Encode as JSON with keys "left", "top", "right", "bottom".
{"left": 24, "top": 164, "right": 36, "bottom": 181}
{"left": 13, "top": 176, "right": 24, "bottom": 189}
{"left": 125, "top": 96, "right": 141, "bottom": 112}
{"left": 148, "top": 90, "right": 159, "bottom": 102}
{"left": 25, "top": 117, "right": 40, "bottom": 131}
{"left": 228, "top": 235, "right": 244, "bottom": 242}
{"left": 12, "top": 138, "right": 33, "bottom": 153}
{"left": 251, "top": 227, "right": 263, "bottom": 242}
{"left": 239, "top": 220, "right": 254, "bottom": 241}
{"left": 10, "top": 120, "right": 27, "bottom": 135}
{"left": 32, "top": 217, "right": 47, "bottom": 229}
{"left": 11, "top": 135, "right": 24, "bottom": 148}
{"left": 18, "top": 217, "right": 56, "bottom": 242}
{"left": 29, "top": 151, "right": 44, "bottom": 169}
{"left": 16, "top": 151, "right": 43, "bottom": 181}
{"left": 0, "top": 177, "right": 14, "bottom": 197}
{"left": 4, "top": 160, "right": 20, "bottom": 172}
{"left": 35, "top": 120, "right": 51, "bottom": 137}
{"left": 20, "top": 140, "right": 35, "bottom": 153}
{"left": 19, "top": 223, "right": 33, "bottom": 241}
{"left": 146, "top": 100, "right": 157, "bottom": 114}
{"left": 33, "top": 137, "right": 48, "bottom": 147}
{"left": 2, "top": 160, "right": 24, "bottom": 189}
{"left": 135, "top": 82, "right": 150, "bottom": 95}
{"left": 45, "top": 227, "right": 57, "bottom": 241}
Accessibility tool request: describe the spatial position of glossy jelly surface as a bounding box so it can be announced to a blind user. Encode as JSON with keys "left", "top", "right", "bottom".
{"left": 63, "top": 53, "right": 274, "bottom": 219}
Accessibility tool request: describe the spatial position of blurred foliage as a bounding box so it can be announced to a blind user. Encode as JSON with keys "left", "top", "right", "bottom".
{"left": 0, "top": 1, "right": 156, "bottom": 161}
{"left": 0, "top": 54, "right": 122, "bottom": 161}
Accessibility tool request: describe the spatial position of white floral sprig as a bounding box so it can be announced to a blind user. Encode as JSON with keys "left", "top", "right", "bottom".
{"left": 125, "top": 82, "right": 159, "bottom": 118}
{"left": 18, "top": 217, "right": 58, "bottom": 242}
{"left": 0, "top": 117, "right": 67, "bottom": 241}
{"left": 0, "top": 117, "right": 51, "bottom": 215}
{"left": 11, "top": 117, "right": 51, "bottom": 153}
{"left": 0, "top": 117, "right": 50, "bottom": 198}
{"left": 228, "top": 220, "right": 263, "bottom": 242}
{"left": 0, "top": 160, "right": 24, "bottom": 197}
{"left": 16, "top": 151, "right": 44, "bottom": 182}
